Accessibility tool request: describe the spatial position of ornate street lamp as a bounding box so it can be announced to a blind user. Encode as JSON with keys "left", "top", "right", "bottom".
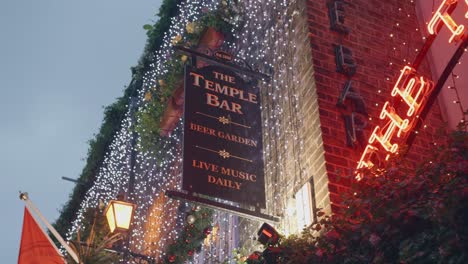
{"left": 104, "top": 199, "right": 136, "bottom": 233}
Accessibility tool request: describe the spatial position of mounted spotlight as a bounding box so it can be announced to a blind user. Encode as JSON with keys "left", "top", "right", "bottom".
{"left": 257, "top": 223, "right": 279, "bottom": 246}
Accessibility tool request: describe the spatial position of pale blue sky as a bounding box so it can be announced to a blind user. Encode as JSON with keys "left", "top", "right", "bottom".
{"left": 0, "top": 0, "right": 161, "bottom": 262}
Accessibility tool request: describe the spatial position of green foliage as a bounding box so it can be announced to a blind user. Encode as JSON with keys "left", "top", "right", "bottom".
{"left": 163, "top": 207, "right": 213, "bottom": 264}
{"left": 53, "top": 0, "right": 183, "bottom": 240}
{"left": 137, "top": 1, "right": 242, "bottom": 150}
{"left": 136, "top": 56, "right": 186, "bottom": 151}
{"left": 54, "top": 0, "right": 240, "bottom": 260}
{"left": 197, "top": 1, "right": 238, "bottom": 35}
{"left": 271, "top": 130, "right": 468, "bottom": 263}
{"left": 53, "top": 94, "right": 129, "bottom": 238}
{"left": 135, "top": 0, "right": 183, "bottom": 79}
{"left": 68, "top": 207, "right": 122, "bottom": 264}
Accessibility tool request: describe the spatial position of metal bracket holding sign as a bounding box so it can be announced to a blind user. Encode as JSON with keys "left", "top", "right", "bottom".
{"left": 175, "top": 46, "right": 270, "bottom": 80}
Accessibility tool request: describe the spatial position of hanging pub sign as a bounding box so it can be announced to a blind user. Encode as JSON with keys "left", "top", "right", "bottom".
{"left": 182, "top": 64, "right": 266, "bottom": 208}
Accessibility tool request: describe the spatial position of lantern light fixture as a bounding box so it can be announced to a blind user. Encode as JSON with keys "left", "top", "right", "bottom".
{"left": 105, "top": 199, "right": 136, "bottom": 233}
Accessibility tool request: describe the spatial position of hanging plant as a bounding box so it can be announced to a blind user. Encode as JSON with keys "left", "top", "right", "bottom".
{"left": 136, "top": 56, "right": 186, "bottom": 150}
{"left": 136, "top": 1, "right": 242, "bottom": 151}
{"left": 239, "top": 130, "right": 468, "bottom": 264}
{"left": 163, "top": 207, "right": 213, "bottom": 264}
{"left": 67, "top": 208, "right": 122, "bottom": 264}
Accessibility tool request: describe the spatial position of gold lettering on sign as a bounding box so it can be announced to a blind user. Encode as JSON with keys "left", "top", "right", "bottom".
{"left": 220, "top": 167, "right": 257, "bottom": 182}
{"left": 213, "top": 71, "right": 236, "bottom": 83}
{"left": 192, "top": 159, "right": 257, "bottom": 191}
{"left": 206, "top": 93, "right": 243, "bottom": 114}
{"left": 208, "top": 175, "right": 242, "bottom": 190}
{"left": 189, "top": 71, "right": 258, "bottom": 115}
{"left": 192, "top": 160, "right": 219, "bottom": 173}
{"left": 189, "top": 122, "right": 258, "bottom": 147}
{"left": 189, "top": 122, "right": 216, "bottom": 136}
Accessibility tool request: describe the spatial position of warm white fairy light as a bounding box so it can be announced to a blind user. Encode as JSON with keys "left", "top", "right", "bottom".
{"left": 67, "top": 0, "right": 464, "bottom": 259}
{"left": 66, "top": 111, "right": 134, "bottom": 240}
{"left": 67, "top": 0, "right": 318, "bottom": 261}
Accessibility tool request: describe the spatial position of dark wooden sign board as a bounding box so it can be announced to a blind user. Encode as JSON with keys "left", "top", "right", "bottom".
{"left": 183, "top": 64, "right": 265, "bottom": 208}
{"left": 165, "top": 47, "right": 278, "bottom": 223}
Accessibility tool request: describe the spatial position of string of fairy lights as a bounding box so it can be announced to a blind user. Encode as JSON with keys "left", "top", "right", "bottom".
{"left": 384, "top": 0, "right": 468, "bottom": 144}
{"left": 66, "top": 0, "right": 310, "bottom": 259}
{"left": 65, "top": 111, "right": 134, "bottom": 238}
{"left": 66, "top": 0, "right": 467, "bottom": 261}
{"left": 448, "top": 72, "right": 467, "bottom": 130}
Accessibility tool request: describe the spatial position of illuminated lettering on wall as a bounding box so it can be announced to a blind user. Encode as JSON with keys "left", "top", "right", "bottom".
{"left": 466, "top": 0, "right": 468, "bottom": 18}
{"left": 356, "top": 1, "right": 467, "bottom": 179}
{"left": 369, "top": 102, "right": 409, "bottom": 153}
{"left": 391, "top": 66, "right": 434, "bottom": 117}
{"left": 427, "top": 0, "right": 467, "bottom": 43}
{"left": 356, "top": 67, "right": 433, "bottom": 178}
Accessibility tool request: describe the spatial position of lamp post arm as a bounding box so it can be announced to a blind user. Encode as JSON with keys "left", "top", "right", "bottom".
{"left": 19, "top": 192, "right": 80, "bottom": 264}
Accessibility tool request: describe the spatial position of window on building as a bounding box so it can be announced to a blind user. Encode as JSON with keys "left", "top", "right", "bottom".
{"left": 295, "top": 181, "right": 314, "bottom": 229}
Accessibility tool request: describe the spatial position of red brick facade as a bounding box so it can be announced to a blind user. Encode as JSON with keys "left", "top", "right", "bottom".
{"left": 306, "top": 0, "right": 446, "bottom": 212}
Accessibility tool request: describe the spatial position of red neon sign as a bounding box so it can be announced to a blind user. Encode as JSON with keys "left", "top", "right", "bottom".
{"left": 427, "top": 0, "right": 467, "bottom": 43}
{"left": 356, "top": 1, "right": 467, "bottom": 179}
{"left": 466, "top": 0, "right": 468, "bottom": 18}
{"left": 368, "top": 102, "right": 409, "bottom": 153}
{"left": 391, "top": 66, "right": 434, "bottom": 117}
{"left": 356, "top": 66, "right": 433, "bottom": 179}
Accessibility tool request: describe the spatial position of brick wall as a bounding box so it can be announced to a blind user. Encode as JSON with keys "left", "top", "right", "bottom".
{"left": 306, "top": 0, "right": 446, "bottom": 212}
{"left": 199, "top": 0, "right": 448, "bottom": 259}
{"left": 229, "top": 0, "right": 330, "bottom": 242}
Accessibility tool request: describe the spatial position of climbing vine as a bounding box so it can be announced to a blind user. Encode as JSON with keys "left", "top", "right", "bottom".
{"left": 136, "top": 1, "right": 238, "bottom": 150}
{"left": 242, "top": 130, "right": 468, "bottom": 263}
{"left": 55, "top": 1, "right": 241, "bottom": 263}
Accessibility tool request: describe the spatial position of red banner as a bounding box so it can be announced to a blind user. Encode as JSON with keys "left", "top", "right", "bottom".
{"left": 18, "top": 207, "right": 65, "bottom": 264}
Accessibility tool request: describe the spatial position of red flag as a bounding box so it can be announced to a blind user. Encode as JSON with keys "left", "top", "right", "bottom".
{"left": 18, "top": 207, "right": 65, "bottom": 264}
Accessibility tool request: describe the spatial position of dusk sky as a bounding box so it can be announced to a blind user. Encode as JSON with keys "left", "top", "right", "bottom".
{"left": 0, "top": 0, "right": 162, "bottom": 262}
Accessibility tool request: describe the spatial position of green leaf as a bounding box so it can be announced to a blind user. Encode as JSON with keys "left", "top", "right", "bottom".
{"left": 143, "top": 24, "right": 153, "bottom": 31}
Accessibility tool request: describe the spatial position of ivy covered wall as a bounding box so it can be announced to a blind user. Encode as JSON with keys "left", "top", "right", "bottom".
{"left": 53, "top": 0, "right": 182, "bottom": 242}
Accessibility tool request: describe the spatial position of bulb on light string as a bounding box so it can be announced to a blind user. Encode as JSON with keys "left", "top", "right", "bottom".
{"left": 66, "top": 0, "right": 320, "bottom": 260}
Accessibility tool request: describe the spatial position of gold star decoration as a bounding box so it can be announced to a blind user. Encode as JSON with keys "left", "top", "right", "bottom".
{"left": 218, "top": 116, "right": 230, "bottom": 125}
{"left": 218, "top": 150, "right": 230, "bottom": 159}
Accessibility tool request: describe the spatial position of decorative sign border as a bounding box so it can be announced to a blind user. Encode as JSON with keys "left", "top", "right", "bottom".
{"left": 182, "top": 65, "right": 266, "bottom": 208}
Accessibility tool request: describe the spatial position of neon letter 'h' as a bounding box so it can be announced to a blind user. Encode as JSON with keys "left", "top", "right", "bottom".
{"left": 427, "top": 0, "right": 465, "bottom": 43}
